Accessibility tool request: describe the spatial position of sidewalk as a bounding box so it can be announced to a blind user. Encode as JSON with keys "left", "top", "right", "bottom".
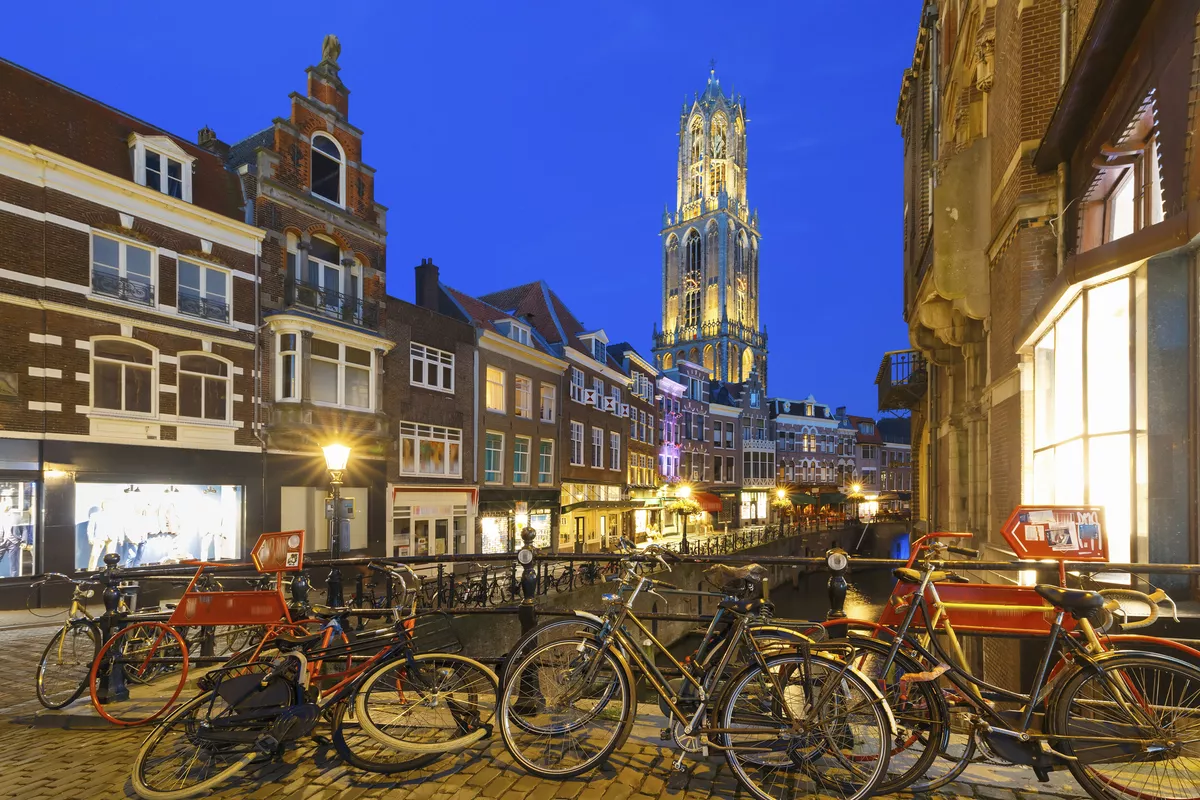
{"left": 0, "top": 607, "right": 68, "bottom": 631}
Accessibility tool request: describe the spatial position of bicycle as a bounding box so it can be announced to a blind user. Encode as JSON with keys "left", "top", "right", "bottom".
{"left": 835, "top": 534, "right": 1200, "bottom": 799}
{"left": 131, "top": 561, "right": 499, "bottom": 799}
{"left": 32, "top": 572, "right": 127, "bottom": 709}
{"left": 498, "top": 545, "right": 894, "bottom": 800}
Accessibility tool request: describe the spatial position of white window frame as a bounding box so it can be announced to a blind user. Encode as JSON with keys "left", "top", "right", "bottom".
{"left": 570, "top": 368, "right": 585, "bottom": 403}
{"left": 484, "top": 431, "right": 504, "bottom": 484}
{"left": 276, "top": 332, "right": 300, "bottom": 402}
{"left": 538, "top": 439, "right": 554, "bottom": 484}
{"left": 398, "top": 422, "right": 463, "bottom": 478}
{"left": 515, "top": 375, "right": 533, "bottom": 419}
{"left": 591, "top": 426, "right": 603, "bottom": 468}
{"left": 128, "top": 134, "right": 195, "bottom": 203}
{"left": 90, "top": 231, "right": 157, "bottom": 308}
{"left": 513, "top": 435, "right": 531, "bottom": 485}
{"left": 310, "top": 338, "right": 375, "bottom": 411}
{"left": 497, "top": 319, "right": 531, "bottom": 346}
{"left": 486, "top": 366, "right": 506, "bottom": 413}
{"left": 410, "top": 343, "right": 455, "bottom": 393}
{"left": 90, "top": 336, "right": 158, "bottom": 418}
{"left": 176, "top": 351, "right": 233, "bottom": 424}
{"left": 609, "top": 432, "right": 620, "bottom": 471}
{"left": 539, "top": 383, "right": 556, "bottom": 423}
{"left": 570, "top": 421, "right": 584, "bottom": 465}
{"left": 310, "top": 132, "right": 346, "bottom": 208}
{"left": 176, "top": 258, "right": 232, "bottom": 324}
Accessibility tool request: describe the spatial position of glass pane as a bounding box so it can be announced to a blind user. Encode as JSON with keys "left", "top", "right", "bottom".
{"left": 411, "top": 358, "right": 425, "bottom": 385}
{"left": 400, "top": 437, "right": 416, "bottom": 473}
{"left": 311, "top": 339, "right": 339, "bottom": 359}
{"left": 345, "top": 346, "right": 370, "bottom": 366}
{"left": 281, "top": 354, "right": 295, "bottom": 399}
{"left": 145, "top": 151, "right": 161, "bottom": 190}
{"left": 1109, "top": 171, "right": 1135, "bottom": 241}
{"left": 125, "top": 365, "right": 153, "bottom": 413}
{"left": 313, "top": 135, "right": 340, "bottom": 158}
{"left": 167, "top": 159, "right": 181, "bottom": 179}
{"left": 178, "top": 374, "right": 202, "bottom": 418}
{"left": 448, "top": 442, "right": 461, "bottom": 475}
{"left": 420, "top": 440, "right": 444, "bottom": 475}
{"left": 1034, "top": 329, "right": 1055, "bottom": 448}
{"left": 204, "top": 376, "right": 227, "bottom": 420}
{"left": 310, "top": 359, "right": 339, "bottom": 403}
{"left": 308, "top": 237, "right": 340, "bottom": 265}
{"left": 1053, "top": 440, "right": 1084, "bottom": 506}
{"left": 1053, "top": 300, "right": 1083, "bottom": 443}
{"left": 177, "top": 261, "right": 200, "bottom": 295}
{"left": 125, "top": 244, "right": 152, "bottom": 281}
{"left": 205, "top": 269, "right": 227, "bottom": 300}
{"left": 95, "top": 340, "right": 153, "bottom": 364}
{"left": 311, "top": 151, "right": 341, "bottom": 203}
{"left": 434, "top": 519, "right": 448, "bottom": 556}
{"left": 344, "top": 365, "right": 370, "bottom": 408}
{"left": 94, "top": 362, "right": 121, "bottom": 409}
{"left": 1032, "top": 449, "right": 1054, "bottom": 504}
{"left": 1086, "top": 279, "right": 1130, "bottom": 435}
{"left": 180, "top": 355, "right": 226, "bottom": 376}
{"left": 1089, "top": 433, "right": 1131, "bottom": 564}
{"left": 93, "top": 235, "right": 119, "bottom": 270}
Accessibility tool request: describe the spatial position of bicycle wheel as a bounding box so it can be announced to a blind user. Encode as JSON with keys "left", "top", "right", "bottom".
{"left": 824, "top": 636, "right": 948, "bottom": 795}
{"left": 716, "top": 651, "right": 892, "bottom": 800}
{"left": 330, "top": 700, "right": 441, "bottom": 774}
{"left": 499, "top": 615, "right": 606, "bottom": 688}
{"left": 355, "top": 653, "right": 498, "bottom": 754}
{"left": 498, "top": 636, "right": 635, "bottom": 778}
{"left": 130, "top": 689, "right": 258, "bottom": 799}
{"left": 1051, "top": 652, "right": 1200, "bottom": 800}
{"left": 90, "top": 621, "right": 189, "bottom": 726}
{"left": 36, "top": 621, "right": 100, "bottom": 709}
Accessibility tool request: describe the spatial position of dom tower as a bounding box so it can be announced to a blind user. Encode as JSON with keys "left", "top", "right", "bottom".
{"left": 653, "top": 68, "right": 766, "bottom": 388}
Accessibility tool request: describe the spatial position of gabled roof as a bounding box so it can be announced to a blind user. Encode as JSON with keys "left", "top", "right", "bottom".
{"left": 479, "top": 281, "right": 623, "bottom": 372}
{"left": 440, "top": 283, "right": 557, "bottom": 357}
{"left": 226, "top": 127, "right": 273, "bottom": 171}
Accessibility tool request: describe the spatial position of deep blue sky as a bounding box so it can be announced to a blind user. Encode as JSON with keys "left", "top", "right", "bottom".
{"left": 6, "top": 1, "right": 920, "bottom": 415}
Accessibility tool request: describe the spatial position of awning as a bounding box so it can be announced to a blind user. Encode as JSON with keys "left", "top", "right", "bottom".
{"left": 789, "top": 492, "right": 817, "bottom": 506}
{"left": 560, "top": 501, "right": 642, "bottom": 513}
{"left": 818, "top": 492, "right": 847, "bottom": 506}
{"left": 692, "top": 492, "right": 723, "bottom": 513}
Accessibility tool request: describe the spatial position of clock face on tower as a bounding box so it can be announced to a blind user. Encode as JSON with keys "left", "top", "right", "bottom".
{"left": 683, "top": 274, "right": 700, "bottom": 290}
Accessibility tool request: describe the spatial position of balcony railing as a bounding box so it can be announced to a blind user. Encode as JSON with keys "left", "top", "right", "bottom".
{"left": 178, "top": 293, "right": 230, "bottom": 324}
{"left": 92, "top": 271, "right": 154, "bottom": 307}
{"left": 875, "top": 349, "right": 928, "bottom": 411}
{"left": 285, "top": 279, "right": 380, "bottom": 330}
{"left": 654, "top": 321, "right": 767, "bottom": 350}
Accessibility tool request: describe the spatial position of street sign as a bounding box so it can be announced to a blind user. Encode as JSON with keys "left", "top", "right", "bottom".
{"left": 999, "top": 505, "right": 1108, "bottom": 562}
{"left": 325, "top": 497, "right": 355, "bottom": 520}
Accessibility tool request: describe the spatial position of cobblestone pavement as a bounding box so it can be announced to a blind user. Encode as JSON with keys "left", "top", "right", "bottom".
{"left": 0, "top": 624, "right": 1083, "bottom": 800}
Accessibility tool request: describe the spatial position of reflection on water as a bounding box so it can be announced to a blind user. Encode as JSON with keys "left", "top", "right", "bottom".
{"left": 770, "top": 567, "right": 894, "bottom": 623}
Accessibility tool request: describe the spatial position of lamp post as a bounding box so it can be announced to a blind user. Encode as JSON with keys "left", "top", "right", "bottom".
{"left": 850, "top": 482, "right": 863, "bottom": 523}
{"left": 678, "top": 485, "right": 692, "bottom": 554}
{"left": 323, "top": 443, "right": 351, "bottom": 607}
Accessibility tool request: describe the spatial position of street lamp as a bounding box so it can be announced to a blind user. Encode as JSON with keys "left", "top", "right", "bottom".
{"left": 323, "top": 443, "right": 351, "bottom": 607}
{"left": 850, "top": 482, "right": 863, "bottom": 522}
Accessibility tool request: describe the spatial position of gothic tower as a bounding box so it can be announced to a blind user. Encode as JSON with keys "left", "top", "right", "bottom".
{"left": 653, "top": 68, "right": 766, "bottom": 388}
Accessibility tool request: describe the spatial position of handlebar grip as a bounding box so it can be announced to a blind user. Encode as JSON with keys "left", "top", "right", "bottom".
{"left": 928, "top": 532, "right": 974, "bottom": 540}
{"left": 1099, "top": 588, "right": 1162, "bottom": 630}
{"left": 652, "top": 579, "right": 680, "bottom": 591}
{"left": 947, "top": 545, "right": 979, "bottom": 558}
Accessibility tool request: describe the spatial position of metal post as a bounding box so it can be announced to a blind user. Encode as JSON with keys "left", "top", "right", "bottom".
{"left": 825, "top": 547, "right": 849, "bottom": 639}
{"left": 681, "top": 513, "right": 690, "bottom": 555}
{"left": 517, "top": 527, "right": 538, "bottom": 635}
{"left": 95, "top": 552, "right": 128, "bottom": 703}
{"left": 291, "top": 569, "right": 311, "bottom": 609}
{"left": 328, "top": 476, "right": 344, "bottom": 607}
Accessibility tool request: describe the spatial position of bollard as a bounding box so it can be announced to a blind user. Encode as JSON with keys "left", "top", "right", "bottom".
{"left": 517, "top": 527, "right": 538, "bottom": 635}
{"left": 291, "top": 569, "right": 311, "bottom": 609}
{"left": 95, "top": 552, "right": 129, "bottom": 703}
{"left": 825, "top": 547, "right": 850, "bottom": 639}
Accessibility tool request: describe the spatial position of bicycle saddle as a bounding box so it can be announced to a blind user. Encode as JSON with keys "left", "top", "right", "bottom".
{"left": 1035, "top": 584, "right": 1105, "bottom": 614}
{"left": 892, "top": 568, "right": 967, "bottom": 584}
{"left": 718, "top": 596, "right": 772, "bottom": 615}
{"left": 706, "top": 563, "right": 767, "bottom": 592}
{"left": 273, "top": 630, "right": 325, "bottom": 650}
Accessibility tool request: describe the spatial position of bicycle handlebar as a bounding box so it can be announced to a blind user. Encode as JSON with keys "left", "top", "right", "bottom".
{"left": 1099, "top": 587, "right": 1168, "bottom": 630}
{"left": 946, "top": 545, "right": 979, "bottom": 559}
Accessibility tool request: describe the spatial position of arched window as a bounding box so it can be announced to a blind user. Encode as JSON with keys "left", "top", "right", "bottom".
{"left": 682, "top": 231, "right": 702, "bottom": 328}
{"left": 735, "top": 231, "right": 748, "bottom": 323}
{"left": 662, "top": 352, "right": 674, "bottom": 370}
{"left": 178, "top": 354, "right": 231, "bottom": 422}
{"left": 710, "top": 116, "right": 727, "bottom": 197}
{"left": 92, "top": 338, "right": 156, "bottom": 415}
{"left": 311, "top": 133, "right": 345, "bottom": 206}
{"left": 689, "top": 118, "right": 704, "bottom": 200}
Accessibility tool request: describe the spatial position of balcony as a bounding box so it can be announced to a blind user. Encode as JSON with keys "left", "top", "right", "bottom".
{"left": 284, "top": 279, "right": 380, "bottom": 330}
{"left": 654, "top": 321, "right": 767, "bottom": 350}
{"left": 177, "top": 293, "right": 230, "bottom": 324}
{"left": 876, "top": 349, "right": 928, "bottom": 411}
{"left": 92, "top": 271, "right": 154, "bottom": 307}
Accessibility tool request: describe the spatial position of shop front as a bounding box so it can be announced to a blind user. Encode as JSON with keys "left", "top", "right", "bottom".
{"left": 387, "top": 486, "right": 477, "bottom": 559}
{"left": 560, "top": 482, "right": 634, "bottom": 553}
{"left": 739, "top": 490, "right": 767, "bottom": 526}
{"left": 478, "top": 489, "right": 558, "bottom": 554}
{"left": 0, "top": 440, "right": 40, "bottom": 579}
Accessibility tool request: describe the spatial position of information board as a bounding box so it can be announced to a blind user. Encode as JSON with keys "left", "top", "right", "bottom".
{"left": 999, "top": 506, "right": 1107, "bottom": 562}
{"left": 251, "top": 530, "right": 306, "bottom": 573}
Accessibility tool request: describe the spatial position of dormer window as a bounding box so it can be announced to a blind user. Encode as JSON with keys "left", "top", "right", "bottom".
{"left": 311, "top": 133, "right": 345, "bottom": 206}
{"left": 593, "top": 339, "right": 606, "bottom": 363}
{"left": 128, "top": 134, "right": 195, "bottom": 203}
{"left": 496, "top": 320, "right": 531, "bottom": 346}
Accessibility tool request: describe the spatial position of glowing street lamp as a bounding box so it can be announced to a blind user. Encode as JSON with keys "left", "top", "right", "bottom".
{"left": 323, "top": 443, "right": 352, "bottom": 606}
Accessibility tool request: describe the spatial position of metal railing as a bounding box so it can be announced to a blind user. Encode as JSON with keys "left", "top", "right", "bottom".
{"left": 284, "top": 278, "right": 380, "bottom": 329}
{"left": 875, "top": 349, "right": 928, "bottom": 411}
{"left": 654, "top": 320, "right": 767, "bottom": 349}
{"left": 91, "top": 271, "right": 154, "bottom": 306}
{"left": 177, "top": 293, "right": 230, "bottom": 323}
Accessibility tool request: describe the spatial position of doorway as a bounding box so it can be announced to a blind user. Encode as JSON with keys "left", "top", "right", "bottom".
{"left": 574, "top": 517, "right": 585, "bottom": 554}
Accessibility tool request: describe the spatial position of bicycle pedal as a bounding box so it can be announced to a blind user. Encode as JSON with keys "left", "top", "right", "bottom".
{"left": 660, "top": 728, "right": 672, "bottom": 741}
{"left": 255, "top": 735, "right": 280, "bottom": 756}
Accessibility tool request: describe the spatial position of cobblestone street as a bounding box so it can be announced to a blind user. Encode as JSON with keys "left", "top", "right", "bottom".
{"left": 0, "top": 623, "right": 1087, "bottom": 800}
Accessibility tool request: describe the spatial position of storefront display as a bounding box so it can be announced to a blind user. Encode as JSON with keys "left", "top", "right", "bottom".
{"left": 0, "top": 480, "right": 36, "bottom": 578}
{"left": 740, "top": 491, "right": 767, "bottom": 523}
{"left": 481, "top": 515, "right": 510, "bottom": 554}
{"left": 74, "top": 483, "right": 243, "bottom": 570}
{"left": 390, "top": 490, "right": 473, "bottom": 558}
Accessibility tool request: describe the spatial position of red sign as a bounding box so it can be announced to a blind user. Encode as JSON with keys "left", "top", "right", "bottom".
{"left": 251, "top": 530, "right": 306, "bottom": 573}
{"left": 999, "top": 506, "right": 1107, "bottom": 562}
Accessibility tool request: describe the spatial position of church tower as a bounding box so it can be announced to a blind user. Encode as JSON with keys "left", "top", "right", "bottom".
{"left": 653, "top": 67, "right": 766, "bottom": 388}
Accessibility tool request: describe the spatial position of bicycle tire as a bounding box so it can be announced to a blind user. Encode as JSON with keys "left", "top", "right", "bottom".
{"left": 1051, "top": 651, "right": 1200, "bottom": 800}
{"left": 329, "top": 700, "right": 441, "bottom": 773}
{"left": 498, "top": 636, "right": 635, "bottom": 778}
{"left": 89, "top": 621, "right": 189, "bottom": 726}
{"left": 36, "top": 621, "right": 100, "bottom": 709}
{"left": 354, "top": 653, "right": 498, "bottom": 754}
{"left": 130, "top": 689, "right": 258, "bottom": 799}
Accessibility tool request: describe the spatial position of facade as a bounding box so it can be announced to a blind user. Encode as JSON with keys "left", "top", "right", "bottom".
{"left": 712, "top": 369, "right": 774, "bottom": 525}
{"left": 609, "top": 344, "right": 660, "bottom": 542}
{"left": 849, "top": 416, "right": 883, "bottom": 493}
{"left": 666, "top": 361, "right": 712, "bottom": 487}
{"left": 0, "top": 59, "right": 265, "bottom": 580}
{"left": 223, "top": 43, "right": 393, "bottom": 556}
{"left": 895, "top": 0, "right": 1200, "bottom": 576}
{"left": 652, "top": 69, "right": 767, "bottom": 388}
{"left": 707, "top": 386, "right": 742, "bottom": 525}
{"left": 769, "top": 396, "right": 850, "bottom": 491}
{"left": 877, "top": 417, "right": 912, "bottom": 494}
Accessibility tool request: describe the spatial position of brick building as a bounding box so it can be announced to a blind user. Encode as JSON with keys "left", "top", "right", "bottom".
{"left": 769, "top": 396, "right": 852, "bottom": 492}
{"left": 609, "top": 344, "right": 660, "bottom": 542}
{"left": 220, "top": 39, "right": 393, "bottom": 557}
{"left": 896, "top": 0, "right": 1200, "bottom": 581}
{"left": 0, "top": 59, "right": 265, "bottom": 580}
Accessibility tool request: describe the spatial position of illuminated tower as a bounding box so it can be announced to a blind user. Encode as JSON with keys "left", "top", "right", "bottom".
{"left": 653, "top": 67, "right": 766, "bottom": 388}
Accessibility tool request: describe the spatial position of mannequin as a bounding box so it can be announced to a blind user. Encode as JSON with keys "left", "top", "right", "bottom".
{"left": 0, "top": 496, "right": 19, "bottom": 578}
{"left": 87, "top": 500, "right": 119, "bottom": 570}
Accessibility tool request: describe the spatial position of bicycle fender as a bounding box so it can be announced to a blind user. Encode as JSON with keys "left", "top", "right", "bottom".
{"left": 1074, "top": 647, "right": 1199, "bottom": 679}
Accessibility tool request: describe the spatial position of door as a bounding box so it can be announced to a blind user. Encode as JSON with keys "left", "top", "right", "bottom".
{"left": 433, "top": 518, "right": 449, "bottom": 556}
{"left": 574, "top": 517, "right": 585, "bottom": 555}
{"left": 414, "top": 519, "right": 430, "bottom": 556}
{"left": 599, "top": 515, "right": 608, "bottom": 551}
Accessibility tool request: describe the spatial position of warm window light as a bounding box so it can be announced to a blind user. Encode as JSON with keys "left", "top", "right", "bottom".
{"left": 323, "top": 444, "right": 351, "bottom": 471}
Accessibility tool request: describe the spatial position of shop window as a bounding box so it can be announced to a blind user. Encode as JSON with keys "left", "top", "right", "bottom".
{"left": 570, "top": 421, "right": 584, "bottom": 466}
{"left": 311, "top": 338, "right": 372, "bottom": 410}
{"left": 311, "top": 133, "right": 344, "bottom": 206}
{"left": 278, "top": 333, "right": 299, "bottom": 401}
{"left": 398, "top": 422, "right": 462, "bottom": 478}
{"left": 75, "top": 483, "right": 242, "bottom": 570}
{"left": 538, "top": 440, "right": 554, "bottom": 484}
{"left": 0, "top": 480, "right": 36, "bottom": 577}
{"left": 486, "top": 366, "right": 506, "bottom": 413}
{"left": 410, "top": 343, "right": 454, "bottom": 393}
{"left": 513, "top": 436, "right": 531, "bottom": 485}
{"left": 92, "top": 338, "right": 156, "bottom": 415}
{"left": 515, "top": 375, "right": 532, "bottom": 419}
{"left": 485, "top": 432, "right": 504, "bottom": 484}
{"left": 539, "top": 384, "right": 556, "bottom": 422}
{"left": 177, "top": 353, "right": 231, "bottom": 423}
{"left": 91, "top": 233, "right": 155, "bottom": 307}
{"left": 177, "top": 260, "right": 230, "bottom": 323}
{"left": 481, "top": 515, "right": 510, "bottom": 554}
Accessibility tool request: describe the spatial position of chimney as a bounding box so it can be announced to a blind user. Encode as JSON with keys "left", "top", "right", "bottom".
{"left": 415, "top": 258, "right": 440, "bottom": 311}
{"left": 197, "top": 126, "right": 229, "bottom": 158}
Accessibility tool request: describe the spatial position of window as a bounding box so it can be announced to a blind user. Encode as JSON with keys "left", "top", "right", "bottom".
{"left": 486, "top": 366, "right": 506, "bottom": 413}
{"left": 611, "top": 385, "right": 621, "bottom": 411}
{"left": 311, "top": 133, "right": 344, "bottom": 205}
{"left": 278, "top": 334, "right": 298, "bottom": 400}
{"left": 311, "top": 339, "right": 372, "bottom": 409}
{"left": 498, "top": 320, "right": 531, "bottom": 346}
{"left": 593, "top": 377, "right": 603, "bottom": 400}
{"left": 143, "top": 149, "right": 184, "bottom": 199}
{"left": 515, "top": 375, "right": 533, "bottom": 418}
{"left": 639, "top": 410, "right": 647, "bottom": 442}
{"left": 713, "top": 421, "right": 722, "bottom": 447}
{"left": 92, "top": 339, "right": 155, "bottom": 415}
{"left": 570, "top": 368, "right": 585, "bottom": 402}
{"left": 570, "top": 421, "right": 584, "bottom": 465}
{"left": 610, "top": 432, "right": 620, "bottom": 470}
{"left": 411, "top": 343, "right": 454, "bottom": 392}
{"left": 591, "top": 427, "right": 603, "bottom": 468}
{"left": 538, "top": 440, "right": 554, "bottom": 484}
{"left": 592, "top": 338, "right": 606, "bottom": 363}
{"left": 484, "top": 432, "right": 504, "bottom": 483}
{"left": 630, "top": 409, "right": 637, "bottom": 437}
{"left": 299, "top": 236, "right": 362, "bottom": 322}
{"left": 714, "top": 457, "right": 723, "bottom": 482}
{"left": 692, "top": 414, "right": 703, "bottom": 441}
{"left": 178, "top": 354, "right": 230, "bottom": 422}
{"left": 91, "top": 233, "right": 154, "bottom": 306}
{"left": 513, "top": 436, "right": 531, "bottom": 485}
{"left": 177, "top": 260, "right": 229, "bottom": 323}
{"left": 399, "top": 423, "right": 462, "bottom": 477}
{"left": 648, "top": 415, "right": 654, "bottom": 445}
{"left": 540, "top": 383, "right": 556, "bottom": 422}
{"left": 683, "top": 232, "right": 702, "bottom": 328}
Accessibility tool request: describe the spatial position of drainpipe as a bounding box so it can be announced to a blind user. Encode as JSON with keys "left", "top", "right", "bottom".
{"left": 1056, "top": 0, "right": 1070, "bottom": 275}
